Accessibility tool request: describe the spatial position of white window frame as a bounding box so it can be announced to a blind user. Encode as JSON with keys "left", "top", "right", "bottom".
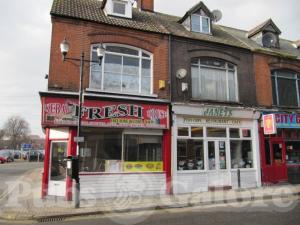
{"left": 112, "top": 0, "right": 127, "bottom": 17}
{"left": 191, "top": 58, "right": 239, "bottom": 102}
{"left": 191, "top": 14, "right": 211, "bottom": 34}
{"left": 89, "top": 43, "right": 154, "bottom": 96}
{"left": 175, "top": 125, "right": 255, "bottom": 173}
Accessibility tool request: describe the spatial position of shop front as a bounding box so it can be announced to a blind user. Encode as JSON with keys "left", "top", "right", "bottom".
{"left": 260, "top": 113, "right": 300, "bottom": 184}
{"left": 172, "top": 104, "right": 261, "bottom": 194}
{"left": 40, "top": 94, "right": 171, "bottom": 199}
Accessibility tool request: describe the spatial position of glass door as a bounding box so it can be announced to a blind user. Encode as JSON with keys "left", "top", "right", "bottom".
{"left": 207, "top": 140, "right": 230, "bottom": 187}
{"left": 48, "top": 141, "right": 68, "bottom": 196}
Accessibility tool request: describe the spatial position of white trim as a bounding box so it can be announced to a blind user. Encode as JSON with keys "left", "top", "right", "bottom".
{"left": 90, "top": 43, "right": 153, "bottom": 96}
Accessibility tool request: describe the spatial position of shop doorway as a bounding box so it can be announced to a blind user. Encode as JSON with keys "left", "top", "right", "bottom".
{"left": 262, "top": 140, "right": 288, "bottom": 184}
{"left": 207, "top": 140, "right": 231, "bottom": 188}
{"left": 48, "top": 141, "right": 68, "bottom": 197}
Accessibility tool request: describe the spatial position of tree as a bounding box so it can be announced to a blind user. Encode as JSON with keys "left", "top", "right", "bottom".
{"left": 3, "top": 116, "right": 30, "bottom": 149}
{"left": 0, "top": 129, "right": 4, "bottom": 140}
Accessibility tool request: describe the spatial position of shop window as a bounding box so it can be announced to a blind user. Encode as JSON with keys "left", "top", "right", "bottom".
{"left": 178, "top": 127, "right": 189, "bottom": 137}
{"left": 207, "top": 127, "right": 226, "bottom": 137}
{"left": 90, "top": 44, "right": 152, "bottom": 95}
{"left": 271, "top": 70, "right": 300, "bottom": 107}
{"left": 80, "top": 128, "right": 162, "bottom": 173}
{"left": 191, "top": 58, "right": 238, "bottom": 102}
{"left": 191, "top": 127, "right": 203, "bottom": 137}
{"left": 286, "top": 141, "right": 300, "bottom": 165}
{"left": 242, "top": 129, "right": 251, "bottom": 138}
{"left": 80, "top": 129, "right": 122, "bottom": 172}
{"left": 230, "top": 128, "right": 240, "bottom": 138}
{"left": 177, "top": 139, "right": 204, "bottom": 171}
{"left": 230, "top": 140, "right": 253, "bottom": 168}
{"left": 124, "top": 135, "right": 162, "bottom": 162}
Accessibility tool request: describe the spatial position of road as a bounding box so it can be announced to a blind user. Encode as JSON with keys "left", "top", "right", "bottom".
{"left": 0, "top": 161, "right": 43, "bottom": 197}
{"left": 0, "top": 199, "right": 299, "bottom": 225}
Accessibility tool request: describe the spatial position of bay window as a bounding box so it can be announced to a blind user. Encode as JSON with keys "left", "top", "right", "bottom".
{"left": 271, "top": 70, "right": 300, "bottom": 107}
{"left": 90, "top": 44, "right": 152, "bottom": 95}
{"left": 191, "top": 58, "right": 238, "bottom": 102}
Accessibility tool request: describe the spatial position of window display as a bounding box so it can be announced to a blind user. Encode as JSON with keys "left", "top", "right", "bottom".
{"left": 80, "top": 128, "right": 163, "bottom": 173}
{"left": 177, "top": 139, "right": 204, "bottom": 170}
{"left": 286, "top": 141, "right": 300, "bottom": 165}
{"left": 230, "top": 140, "right": 253, "bottom": 168}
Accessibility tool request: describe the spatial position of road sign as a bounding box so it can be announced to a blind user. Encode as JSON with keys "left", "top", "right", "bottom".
{"left": 21, "top": 143, "right": 32, "bottom": 149}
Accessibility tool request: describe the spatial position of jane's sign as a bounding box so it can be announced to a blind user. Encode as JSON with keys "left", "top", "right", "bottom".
{"left": 42, "top": 97, "right": 169, "bottom": 129}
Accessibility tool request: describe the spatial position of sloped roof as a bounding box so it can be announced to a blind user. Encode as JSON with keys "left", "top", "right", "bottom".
{"left": 51, "top": 0, "right": 249, "bottom": 49}
{"left": 178, "top": 1, "right": 213, "bottom": 23}
{"left": 248, "top": 18, "right": 282, "bottom": 38}
{"left": 222, "top": 25, "right": 300, "bottom": 59}
{"left": 51, "top": 0, "right": 300, "bottom": 59}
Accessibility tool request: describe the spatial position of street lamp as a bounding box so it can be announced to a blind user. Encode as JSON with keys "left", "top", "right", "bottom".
{"left": 60, "top": 38, "right": 105, "bottom": 208}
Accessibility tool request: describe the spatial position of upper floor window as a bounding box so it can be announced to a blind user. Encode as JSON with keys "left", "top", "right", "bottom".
{"left": 103, "top": 0, "right": 132, "bottom": 19}
{"left": 191, "top": 14, "right": 210, "bottom": 34}
{"left": 271, "top": 70, "right": 300, "bottom": 107}
{"left": 90, "top": 44, "right": 152, "bottom": 95}
{"left": 112, "top": 0, "right": 126, "bottom": 15}
{"left": 191, "top": 58, "right": 238, "bottom": 102}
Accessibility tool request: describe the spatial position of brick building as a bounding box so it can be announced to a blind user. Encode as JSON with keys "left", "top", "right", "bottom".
{"left": 41, "top": 0, "right": 300, "bottom": 201}
{"left": 222, "top": 19, "right": 300, "bottom": 184}
{"left": 41, "top": 0, "right": 171, "bottom": 200}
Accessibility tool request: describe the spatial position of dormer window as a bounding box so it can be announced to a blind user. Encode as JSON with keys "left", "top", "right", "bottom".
{"left": 102, "top": 0, "right": 132, "bottom": 19}
{"left": 178, "top": 2, "right": 213, "bottom": 35}
{"left": 191, "top": 14, "right": 210, "bottom": 34}
{"left": 112, "top": 0, "right": 126, "bottom": 15}
{"left": 248, "top": 19, "right": 281, "bottom": 49}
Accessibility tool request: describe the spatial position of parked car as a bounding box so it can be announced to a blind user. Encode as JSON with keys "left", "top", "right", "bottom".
{"left": 13, "top": 150, "right": 22, "bottom": 159}
{"left": 0, "top": 156, "right": 6, "bottom": 163}
{"left": 0, "top": 151, "right": 14, "bottom": 162}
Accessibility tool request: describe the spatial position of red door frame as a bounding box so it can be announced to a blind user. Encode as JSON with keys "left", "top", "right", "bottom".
{"left": 260, "top": 127, "right": 288, "bottom": 184}
{"left": 269, "top": 139, "right": 288, "bottom": 183}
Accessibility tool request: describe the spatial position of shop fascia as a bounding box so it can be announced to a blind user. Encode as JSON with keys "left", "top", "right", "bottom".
{"left": 172, "top": 104, "right": 260, "bottom": 122}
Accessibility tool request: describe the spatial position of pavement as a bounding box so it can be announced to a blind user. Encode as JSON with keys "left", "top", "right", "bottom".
{"left": 0, "top": 166, "right": 300, "bottom": 223}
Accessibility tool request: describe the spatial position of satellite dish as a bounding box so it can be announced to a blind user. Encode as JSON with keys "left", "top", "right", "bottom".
{"left": 212, "top": 10, "right": 222, "bottom": 22}
{"left": 262, "top": 32, "right": 277, "bottom": 48}
{"left": 176, "top": 68, "right": 187, "bottom": 79}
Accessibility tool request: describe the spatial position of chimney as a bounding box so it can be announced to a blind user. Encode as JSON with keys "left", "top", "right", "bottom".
{"left": 137, "top": 0, "right": 154, "bottom": 12}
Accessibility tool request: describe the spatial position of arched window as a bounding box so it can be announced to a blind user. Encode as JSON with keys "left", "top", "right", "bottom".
{"left": 90, "top": 44, "right": 152, "bottom": 95}
{"left": 191, "top": 58, "right": 238, "bottom": 102}
{"left": 271, "top": 70, "right": 300, "bottom": 107}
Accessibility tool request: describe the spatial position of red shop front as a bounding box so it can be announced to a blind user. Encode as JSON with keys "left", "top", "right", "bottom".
{"left": 260, "top": 113, "right": 300, "bottom": 185}
{"left": 40, "top": 94, "right": 171, "bottom": 200}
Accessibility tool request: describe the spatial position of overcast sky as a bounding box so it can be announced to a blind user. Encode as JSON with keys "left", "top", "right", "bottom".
{"left": 0, "top": 0, "right": 299, "bottom": 137}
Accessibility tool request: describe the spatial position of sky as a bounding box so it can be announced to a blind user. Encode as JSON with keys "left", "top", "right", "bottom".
{"left": 0, "top": 0, "right": 299, "bottom": 137}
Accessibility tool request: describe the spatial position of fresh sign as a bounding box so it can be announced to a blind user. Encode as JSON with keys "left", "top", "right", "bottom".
{"left": 42, "top": 97, "right": 169, "bottom": 129}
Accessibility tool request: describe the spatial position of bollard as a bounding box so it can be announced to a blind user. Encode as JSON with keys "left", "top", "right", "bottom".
{"left": 237, "top": 168, "right": 241, "bottom": 189}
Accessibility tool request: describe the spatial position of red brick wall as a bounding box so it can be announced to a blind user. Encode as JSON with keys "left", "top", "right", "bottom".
{"left": 138, "top": 0, "right": 154, "bottom": 12}
{"left": 254, "top": 54, "right": 273, "bottom": 107}
{"left": 254, "top": 53, "right": 300, "bottom": 107}
{"left": 48, "top": 17, "right": 169, "bottom": 100}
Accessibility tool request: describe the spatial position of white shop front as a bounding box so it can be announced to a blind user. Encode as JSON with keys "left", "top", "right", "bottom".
{"left": 172, "top": 104, "right": 261, "bottom": 194}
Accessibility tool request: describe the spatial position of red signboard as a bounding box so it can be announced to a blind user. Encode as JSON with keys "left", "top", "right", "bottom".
{"left": 41, "top": 97, "right": 169, "bottom": 129}
{"left": 263, "top": 114, "right": 276, "bottom": 135}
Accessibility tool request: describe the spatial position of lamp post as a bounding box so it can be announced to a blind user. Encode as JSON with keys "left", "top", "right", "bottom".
{"left": 60, "top": 38, "right": 105, "bottom": 208}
